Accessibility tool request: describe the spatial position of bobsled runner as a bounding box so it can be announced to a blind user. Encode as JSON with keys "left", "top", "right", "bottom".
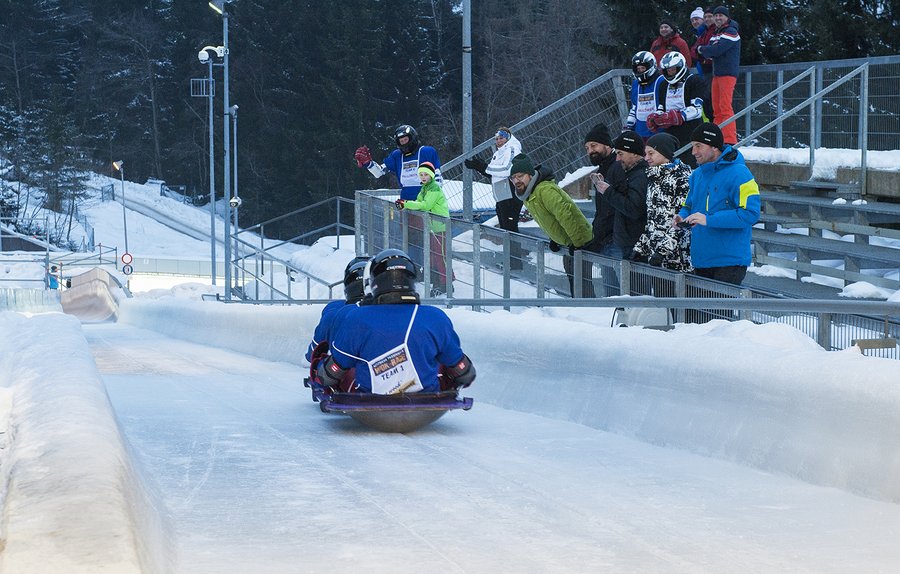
{"left": 317, "top": 391, "right": 474, "bottom": 433}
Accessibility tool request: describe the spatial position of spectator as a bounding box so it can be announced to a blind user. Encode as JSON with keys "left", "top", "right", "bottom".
{"left": 649, "top": 19, "right": 692, "bottom": 68}
{"left": 395, "top": 162, "right": 453, "bottom": 297}
{"left": 675, "top": 122, "right": 759, "bottom": 286}
{"left": 697, "top": 6, "right": 741, "bottom": 145}
{"left": 591, "top": 131, "right": 649, "bottom": 296}
{"left": 320, "top": 248, "right": 475, "bottom": 394}
{"left": 624, "top": 51, "right": 666, "bottom": 141}
{"left": 48, "top": 265, "right": 60, "bottom": 290}
{"left": 464, "top": 127, "right": 525, "bottom": 270}
{"left": 690, "top": 8, "right": 717, "bottom": 121}
{"left": 355, "top": 124, "right": 442, "bottom": 268}
{"left": 508, "top": 153, "right": 593, "bottom": 298}
{"left": 689, "top": 6, "right": 705, "bottom": 40}
{"left": 354, "top": 124, "right": 442, "bottom": 200}
{"left": 646, "top": 51, "right": 707, "bottom": 167}
{"left": 632, "top": 132, "right": 693, "bottom": 279}
{"left": 583, "top": 124, "right": 618, "bottom": 298}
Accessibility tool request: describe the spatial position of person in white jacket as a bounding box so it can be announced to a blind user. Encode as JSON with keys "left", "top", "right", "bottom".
{"left": 464, "top": 127, "right": 525, "bottom": 269}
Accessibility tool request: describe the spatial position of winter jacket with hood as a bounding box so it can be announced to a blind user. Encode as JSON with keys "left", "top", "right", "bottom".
{"left": 679, "top": 146, "right": 760, "bottom": 268}
{"left": 603, "top": 159, "right": 649, "bottom": 255}
{"left": 483, "top": 134, "right": 523, "bottom": 202}
{"left": 403, "top": 177, "right": 450, "bottom": 233}
{"left": 633, "top": 160, "right": 693, "bottom": 271}
{"left": 516, "top": 165, "right": 592, "bottom": 249}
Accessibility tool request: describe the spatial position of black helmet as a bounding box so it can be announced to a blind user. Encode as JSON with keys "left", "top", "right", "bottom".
{"left": 660, "top": 51, "right": 688, "bottom": 84}
{"left": 368, "top": 248, "right": 417, "bottom": 299}
{"left": 631, "top": 51, "right": 657, "bottom": 83}
{"left": 343, "top": 257, "right": 369, "bottom": 303}
{"left": 394, "top": 124, "right": 419, "bottom": 155}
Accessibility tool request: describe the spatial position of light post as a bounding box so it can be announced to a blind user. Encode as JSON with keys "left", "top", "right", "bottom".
{"left": 197, "top": 45, "right": 224, "bottom": 286}
{"left": 230, "top": 104, "right": 240, "bottom": 286}
{"left": 112, "top": 160, "right": 128, "bottom": 255}
{"left": 210, "top": 0, "right": 233, "bottom": 299}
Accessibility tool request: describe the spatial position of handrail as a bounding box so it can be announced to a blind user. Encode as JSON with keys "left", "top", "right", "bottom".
{"left": 673, "top": 65, "right": 816, "bottom": 158}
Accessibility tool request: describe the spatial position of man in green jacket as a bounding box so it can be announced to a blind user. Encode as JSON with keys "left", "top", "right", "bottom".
{"left": 509, "top": 153, "right": 593, "bottom": 297}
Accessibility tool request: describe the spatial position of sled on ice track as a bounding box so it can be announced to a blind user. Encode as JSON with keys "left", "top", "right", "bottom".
{"left": 318, "top": 391, "right": 474, "bottom": 433}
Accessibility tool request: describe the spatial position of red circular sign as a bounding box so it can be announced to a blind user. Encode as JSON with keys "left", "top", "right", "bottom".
{"left": 122, "top": 252, "right": 133, "bottom": 265}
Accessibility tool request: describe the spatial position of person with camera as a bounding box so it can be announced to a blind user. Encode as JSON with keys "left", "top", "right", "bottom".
{"left": 675, "top": 122, "right": 759, "bottom": 286}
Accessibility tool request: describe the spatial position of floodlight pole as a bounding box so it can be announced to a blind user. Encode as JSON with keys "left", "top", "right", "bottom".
{"left": 207, "top": 56, "right": 217, "bottom": 285}
{"left": 113, "top": 161, "right": 128, "bottom": 254}
{"left": 462, "top": 0, "right": 473, "bottom": 221}
{"left": 221, "top": 7, "right": 232, "bottom": 300}
{"left": 230, "top": 104, "right": 239, "bottom": 280}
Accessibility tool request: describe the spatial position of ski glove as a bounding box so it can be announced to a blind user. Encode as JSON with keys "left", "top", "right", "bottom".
{"left": 648, "top": 252, "right": 664, "bottom": 267}
{"left": 445, "top": 355, "right": 476, "bottom": 389}
{"left": 395, "top": 199, "right": 405, "bottom": 210}
{"left": 646, "top": 113, "right": 660, "bottom": 133}
{"left": 354, "top": 145, "right": 373, "bottom": 168}
{"left": 651, "top": 110, "right": 684, "bottom": 129}
{"left": 464, "top": 157, "right": 488, "bottom": 176}
{"left": 548, "top": 240, "right": 561, "bottom": 253}
{"left": 568, "top": 245, "right": 577, "bottom": 257}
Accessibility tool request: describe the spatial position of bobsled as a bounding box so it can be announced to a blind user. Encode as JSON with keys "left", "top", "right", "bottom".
{"left": 317, "top": 390, "right": 474, "bottom": 433}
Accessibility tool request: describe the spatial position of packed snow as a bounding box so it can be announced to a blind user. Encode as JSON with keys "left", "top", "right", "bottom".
{"left": 1, "top": 150, "right": 899, "bottom": 572}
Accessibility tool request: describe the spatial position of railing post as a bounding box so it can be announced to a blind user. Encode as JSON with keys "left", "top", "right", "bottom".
{"left": 815, "top": 64, "right": 824, "bottom": 149}
{"left": 744, "top": 71, "right": 752, "bottom": 142}
{"left": 859, "top": 64, "right": 869, "bottom": 197}
{"left": 383, "top": 204, "right": 392, "bottom": 251}
{"left": 472, "top": 223, "right": 481, "bottom": 312}
{"left": 335, "top": 198, "right": 341, "bottom": 251}
{"left": 620, "top": 259, "right": 631, "bottom": 295}
{"left": 776, "top": 69, "right": 784, "bottom": 148}
{"left": 422, "top": 213, "right": 432, "bottom": 294}
{"left": 817, "top": 312, "right": 832, "bottom": 350}
{"left": 445, "top": 216, "right": 453, "bottom": 300}
{"left": 573, "top": 249, "right": 583, "bottom": 298}
{"left": 536, "top": 242, "right": 546, "bottom": 298}
{"left": 809, "top": 70, "right": 817, "bottom": 177}
{"left": 354, "top": 193, "right": 363, "bottom": 256}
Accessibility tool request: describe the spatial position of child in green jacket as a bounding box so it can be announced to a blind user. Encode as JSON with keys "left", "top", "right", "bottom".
{"left": 395, "top": 162, "right": 453, "bottom": 295}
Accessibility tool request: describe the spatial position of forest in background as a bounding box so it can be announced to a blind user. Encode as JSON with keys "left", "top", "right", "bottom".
{"left": 0, "top": 0, "right": 897, "bottom": 242}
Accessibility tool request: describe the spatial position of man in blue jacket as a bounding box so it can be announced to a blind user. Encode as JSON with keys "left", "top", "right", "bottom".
{"left": 675, "top": 122, "right": 759, "bottom": 286}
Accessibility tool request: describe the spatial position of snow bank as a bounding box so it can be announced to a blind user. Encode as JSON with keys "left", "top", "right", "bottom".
{"left": 118, "top": 297, "right": 900, "bottom": 503}
{"left": 0, "top": 312, "right": 171, "bottom": 574}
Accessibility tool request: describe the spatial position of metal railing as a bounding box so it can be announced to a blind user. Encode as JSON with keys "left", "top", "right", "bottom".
{"left": 354, "top": 192, "right": 900, "bottom": 358}
{"left": 228, "top": 196, "right": 355, "bottom": 301}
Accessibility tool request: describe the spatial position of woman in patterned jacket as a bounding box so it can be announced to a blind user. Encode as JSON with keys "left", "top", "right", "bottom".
{"left": 631, "top": 132, "right": 692, "bottom": 275}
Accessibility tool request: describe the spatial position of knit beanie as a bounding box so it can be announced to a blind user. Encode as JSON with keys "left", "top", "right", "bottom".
{"left": 417, "top": 161, "right": 436, "bottom": 178}
{"left": 613, "top": 130, "right": 645, "bottom": 157}
{"left": 713, "top": 5, "right": 729, "bottom": 17}
{"left": 509, "top": 153, "right": 535, "bottom": 176}
{"left": 646, "top": 132, "right": 680, "bottom": 161}
{"left": 691, "top": 122, "right": 724, "bottom": 150}
{"left": 690, "top": 7, "right": 704, "bottom": 19}
{"left": 584, "top": 124, "right": 613, "bottom": 147}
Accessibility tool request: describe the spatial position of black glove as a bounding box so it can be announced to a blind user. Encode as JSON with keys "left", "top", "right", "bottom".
{"left": 568, "top": 245, "right": 576, "bottom": 256}
{"left": 548, "top": 240, "right": 561, "bottom": 253}
{"left": 648, "top": 252, "right": 664, "bottom": 267}
{"left": 630, "top": 252, "right": 648, "bottom": 263}
{"left": 464, "top": 157, "right": 488, "bottom": 176}
{"left": 395, "top": 199, "right": 405, "bottom": 210}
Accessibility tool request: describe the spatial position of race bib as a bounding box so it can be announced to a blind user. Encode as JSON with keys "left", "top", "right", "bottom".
{"left": 399, "top": 159, "right": 421, "bottom": 188}
{"left": 368, "top": 345, "right": 423, "bottom": 395}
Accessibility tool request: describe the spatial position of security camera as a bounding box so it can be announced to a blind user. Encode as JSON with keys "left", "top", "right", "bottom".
{"left": 198, "top": 50, "right": 210, "bottom": 63}
{"left": 229, "top": 196, "right": 242, "bottom": 208}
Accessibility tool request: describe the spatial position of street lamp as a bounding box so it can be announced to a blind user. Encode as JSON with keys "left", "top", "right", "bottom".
{"left": 230, "top": 104, "right": 240, "bottom": 286}
{"left": 197, "top": 45, "right": 225, "bottom": 286}
{"left": 112, "top": 160, "right": 128, "bottom": 255}
{"left": 210, "top": 0, "right": 233, "bottom": 299}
